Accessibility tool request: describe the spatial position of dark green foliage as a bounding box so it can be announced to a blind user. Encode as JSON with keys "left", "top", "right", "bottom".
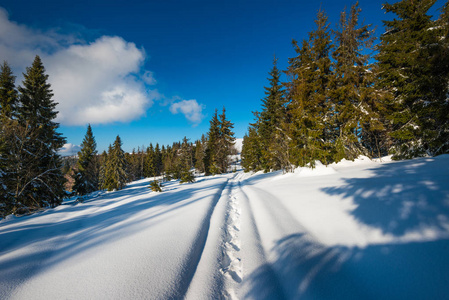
{"left": 0, "top": 61, "right": 18, "bottom": 120}
{"left": 257, "top": 57, "right": 288, "bottom": 171}
{"left": 204, "top": 109, "right": 220, "bottom": 175}
{"left": 242, "top": 57, "right": 290, "bottom": 172}
{"left": 0, "top": 61, "right": 18, "bottom": 216}
{"left": 194, "top": 135, "right": 207, "bottom": 173}
{"left": 241, "top": 127, "right": 263, "bottom": 172}
{"left": 13, "top": 56, "right": 66, "bottom": 210}
{"left": 330, "top": 2, "right": 384, "bottom": 160}
{"left": 290, "top": 9, "right": 334, "bottom": 167}
{"left": 217, "top": 108, "right": 236, "bottom": 173}
{"left": 103, "top": 136, "right": 128, "bottom": 191}
{"left": 377, "top": 0, "right": 449, "bottom": 158}
{"left": 0, "top": 57, "right": 66, "bottom": 216}
{"left": 178, "top": 136, "right": 195, "bottom": 184}
{"left": 73, "top": 124, "right": 99, "bottom": 195}
{"left": 144, "top": 143, "right": 156, "bottom": 178}
{"left": 0, "top": 129, "right": 8, "bottom": 218}
{"left": 204, "top": 108, "right": 235, "bottom": 175}
{"left": 149, "top": 180, "right": 162, "bottom": 192}
{"left": 179, "top": 171, "right": 195, "bottom": 183}
{"left": 126, "top": 147, "right": 145, "bottom": 182}
{"left": 98, "top": 150, "right": 108, "bottom": 189}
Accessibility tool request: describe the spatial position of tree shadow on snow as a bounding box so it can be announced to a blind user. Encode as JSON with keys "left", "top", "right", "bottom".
{"left": 245, "top": 156, "right": 449, "bottom": 299}
{"left": 245, "top": 233, "right": 449, "bottom": 300}
{"left": 321, "top": 155, "right": 449, "bottom": 236}
{"left": 0, "top": 176, "right": 227, "bottom": 298}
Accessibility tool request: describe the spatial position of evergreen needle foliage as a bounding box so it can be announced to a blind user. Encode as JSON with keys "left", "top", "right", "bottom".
{"left": 73, "top": 124, "right": 99, "bottom": 195}
{"left": 1, "top": 56, "right": 66, "bottom": 216}
{"left": 243, "top": 0, "right": 449, "bottom": 173}
{"left": 149, "top": 180, "right": 162, "bottom": 192}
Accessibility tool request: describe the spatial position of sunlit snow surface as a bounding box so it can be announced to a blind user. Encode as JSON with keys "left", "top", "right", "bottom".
{"left": 1, "top": 155, "right": 449, "bottom": 299}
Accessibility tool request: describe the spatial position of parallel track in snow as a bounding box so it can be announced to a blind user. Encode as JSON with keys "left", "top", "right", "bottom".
{"left": 172, "top": 177, "right": 231, "bottom": 299}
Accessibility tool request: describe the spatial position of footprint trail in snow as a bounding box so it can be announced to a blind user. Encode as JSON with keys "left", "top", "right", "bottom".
{"left": 221, "top": 177, "right": 243, "bottom": 300}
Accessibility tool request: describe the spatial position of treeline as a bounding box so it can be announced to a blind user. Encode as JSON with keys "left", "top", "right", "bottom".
{"left": 69, "top": 107, "right": 235, "bottom": 197}
{"left": 242, "top": 0, "right": 449, "bottom": 172}
{"left": 0, "top": 55, "right": 235, "bottom": 218}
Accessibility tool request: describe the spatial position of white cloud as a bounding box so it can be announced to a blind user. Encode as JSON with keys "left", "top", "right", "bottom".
{"left": 58, "top": 143, "right": 81, "bottom": 156}
{"left": 169, "top": 99, "right": 205, "bottom": 125}
{"left": 0, "top": 8, "right": 158, "bottom": 125}
{"left": 142, "top": 71, "right": 157, "bottom": 85}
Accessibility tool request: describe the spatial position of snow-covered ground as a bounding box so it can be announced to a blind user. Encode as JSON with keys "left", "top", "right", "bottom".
{"left": 1, "top": 155, "right": 449, "bottom": 299}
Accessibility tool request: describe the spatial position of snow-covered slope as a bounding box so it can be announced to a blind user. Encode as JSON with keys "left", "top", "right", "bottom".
{"left": 1, "top": 155, "right": 449, "bottom": 299}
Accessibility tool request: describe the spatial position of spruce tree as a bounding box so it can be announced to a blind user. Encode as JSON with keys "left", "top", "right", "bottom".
{"left": 217, "top": 107, "right": 235, "bottom": 173}
{"left": 98, "top": 150, "right": 108, "bottom": 189}
{"left": 179, "top": 136, "right": 195, "bottom": 183}
{"left": 377, "top": 0, "right": 447, "bottom": 158}
{"left": 194, "top": 135, "right": 207, "bottom": 173}
{"left": 432, "top": 0, "right": 449, "bottom": 154}
{"left": 285, "top": 9, "right": 333, "bottom": 167}
{"left": 257, "top": 57, "right": 287, "bottom": 171}
{"left": 0, "top": 61, "right": 18, "bottom": 216}
{"left": 16, "top": 56, "right": 66, "bottom": 209}
{"left": 309, "top": 9, "right": 334, "bottom": 165}
{"left": 144, "top": 144, "right": 156, "bottom": 178}
{"left": 330, "top": 2, "right": 383, "bottom": 160}
{"left": 73, "top": 124, "right": 98, "bottom": 195}
{"left": 241, "top": 126, "right": 263, "bottom": 172}
{"left": 154, "top": 143, "right": 163, "bottom": 176}
{"left": 285, "top": 39, "right": 315, "bottom": 167}
{"left": 204, "top": 109, "right": 220, "bottom": 175}
{"left": 149, "top": 179, "right": 163, "bottom": 192}
{"left": 0, "top": 132, "right": 8, "bottom": 217}
{"left": 0, "top": 61, "right": 19, "bottom": 120}
{"left": 103, "top": 136, "right": 128, "bottom": 191}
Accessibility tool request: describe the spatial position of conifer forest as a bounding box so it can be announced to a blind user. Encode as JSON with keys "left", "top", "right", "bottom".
{"left": 1, "top": 0, "right": 449, "bottom": 219}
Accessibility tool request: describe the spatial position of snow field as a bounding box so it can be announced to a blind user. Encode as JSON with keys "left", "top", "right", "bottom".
{"left": 1, "top": 154, "right": 449, "bottom": 299}
{"left": 1, "top": 176, "right": 230, "bottom": 299}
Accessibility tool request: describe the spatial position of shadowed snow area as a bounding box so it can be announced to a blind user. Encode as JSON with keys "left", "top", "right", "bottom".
{"left": 1, "top": 155, "right": 449, "bottom": 299}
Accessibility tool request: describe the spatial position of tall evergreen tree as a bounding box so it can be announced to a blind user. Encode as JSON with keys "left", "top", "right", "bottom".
{"left": 432, "top": 0, "right": 449, "bottom": 154}
{"left": 144, "top": 143, "right": 156, "bottom": 178}
{"left": 309, "top": 9, "right": 334, "bottom": 165}
{"left": 204, "top": 109, "right": 220, "bottom": 175}
{"left": 179, "top": 136, "right": 195, "bottom": 183}
{"left": 285, "top": 39, "right": 315, "bottom": 168}
{"left": 0, "top": 61, "right": 18, "bottom": 216}
{"left": 217, "top": 107, "right": 235, "bottom": 173}
{"left": 257, "top": 57, "right": 288, "bottom": 171}
{"left": 0, "top": 130, "right": 8, "bottom": 217}
{"left": 0, "top": 61, "right": 19, "bottom": 120}
{"left": 98, "top": 150, "right": 108, "bottom": 190}
{"left": 241, "top": 126, "right": 263, "bottom": 172}
{"left": 103, "top": 136, "right": 128, "bottom": 191}
{"left": 15, "top": 56, "right": 66, "bottom": 209}
{"left": 203, "top": 108, "right": 235, "bottom": 174}
{"left": 330, "top": 2, "right": 384, "bottom": 160}
{"left": 377, "top": 0, "right": 448, "bottom": 158}
{"left": 154, "top": 143, "right": 163, "bottom": 176}
{"left": 285, "top": 9, "right": 334, "bottom": 167}
{"left": 73, "top": 124, "right": 98, "bottom": 195}
{"left": 194, "top": 135, "right": 207, "bottom": 173}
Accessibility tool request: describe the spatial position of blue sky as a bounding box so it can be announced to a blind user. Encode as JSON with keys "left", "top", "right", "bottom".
{"left": 0, "top": 0, "right": 445, "bottom": 153}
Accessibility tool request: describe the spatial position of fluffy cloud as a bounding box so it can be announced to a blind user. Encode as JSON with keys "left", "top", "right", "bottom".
{"left": 0, "top": 8, "right": 157, "bottom": 125}
{"left": 58, "top": 143, "right": 81, "bottom": 156}
{"left": 169, "top": 99, "right": 205, "bottom": 125}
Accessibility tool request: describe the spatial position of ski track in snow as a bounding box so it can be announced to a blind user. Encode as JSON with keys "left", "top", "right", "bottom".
{"left": 2, "top": 155, "right": 449, "bottom": 299}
